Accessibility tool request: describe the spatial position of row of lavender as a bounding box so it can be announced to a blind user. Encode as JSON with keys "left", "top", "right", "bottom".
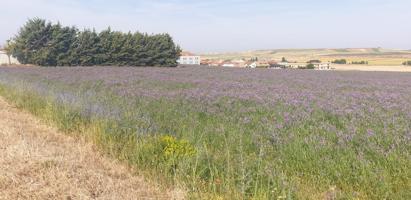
{"left": 0, "top": 66, "right": 409, "bottom": 199}
{"left": 2, "top": 66, "right": 410, "bottom": 113}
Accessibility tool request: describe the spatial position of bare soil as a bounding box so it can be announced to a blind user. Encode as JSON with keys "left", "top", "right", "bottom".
{"left": 0, "top": 97, "right": 184, "bottom": 200}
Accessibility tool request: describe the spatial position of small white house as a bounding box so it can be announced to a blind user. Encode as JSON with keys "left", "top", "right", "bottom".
{"left": 314, "top": 63, "right": 331, "bottom": 70}
{"left": 277, "top": 62, "right": 306, "bottom": 69}
{"left": 247, "top": 62, "right": 257, "bottom": 68}
{"left": 222, "top": 63, "right": 235, "bottom": 67}
{"left": 177, "top": 52, "right": 200, "bottom": 65}
{"left": 0, "top": 50, "right": 19, "bottom": 65}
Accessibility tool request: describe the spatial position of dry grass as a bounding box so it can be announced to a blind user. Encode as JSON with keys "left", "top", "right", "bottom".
{"left": 202, "top": 48, "right": 411, "bottom": 66}
{"left": 0, "top": 97, "right": 185, "bottom": 200}
{"left": 332, "top": 64, "right": 411, "bottom": 72}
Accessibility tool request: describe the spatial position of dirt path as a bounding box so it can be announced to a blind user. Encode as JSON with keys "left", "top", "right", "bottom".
{"left": 0, "top": 97, "right": 184, "bottom": 200}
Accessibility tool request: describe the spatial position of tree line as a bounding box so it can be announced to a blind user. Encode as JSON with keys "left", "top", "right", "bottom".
{"left": 331, "top": 59, "right": 347, "bottom": 64}
{"left": 6, "top": 18, "right": 181, "bottom": 67}
{"left": 351, "top": 61, "right": 368, "bottom": 65}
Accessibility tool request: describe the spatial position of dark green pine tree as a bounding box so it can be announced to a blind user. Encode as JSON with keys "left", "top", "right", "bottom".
{"left": 120, "top": 32, "right": 137, "bottom": 66}
{"left": 52, "top": 25, "right": 78, "bottom": 66}
{"left": 136, "top": 33, "right": 151, "bottom": 66}
{"left": 97, "top": 28, "right": 114, "bottom": 65}
{"left": 9, "top": 18, "right": 52, "bottom": 65}
{"left": 36, "top": 23, "right": 79, "bottom": 66}
{"left": 70, "top": 29, "right": 101, "bottom": 66}
{"left": 8, "top": 18, "right": 182, "bottom": 67}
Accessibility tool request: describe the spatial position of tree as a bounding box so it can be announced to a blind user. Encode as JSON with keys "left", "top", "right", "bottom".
{"left": 351, "top": 61, "right": 367, "bottom": 65}
{"left": 306, "top": 63, "right": 315, "bottom": 69}
{"left": 332, "top": 59, "right": 347, "bottom": 64}
{"left": 51, "top": 25, "right": 78, "bottom": 66}
{"left": 307, "top": 60, "right": 321, "bottom": 64}
{"left": 250, "top": 57, "right": 258, "bottom": 62}
{"left": 7, "top": 18, "right": 181, "bottom": 67}
{"left": 281, "top": 57, "right": 287, "bottom": 62}
{"left": 3, "top": 40, "right": 12, "bottom": 65}
{"left": 97, "top": 28, "right": 115, "bottom": 65}
{"left": 7, "top": 18, "right": 51, "bottom": 64}
{"left": 70, "top": 29, "right": 101, "bottom": 66}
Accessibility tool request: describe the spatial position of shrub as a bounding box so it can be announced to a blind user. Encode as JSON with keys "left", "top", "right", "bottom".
{"left": 403, "top": 61, "right": 411, "bottom": 66}
{"left": 139, "top": 135, "right": 196, "bottom": 173}
{"left": 307, "top": 60, "right": 321, "bottom": 64}
{"left": 297, "top": 64, "right": 315, "bottom": 70}
{"left": 306, "top": 63, "right": 315, "bottom": 69}
{"left": 161, "top": 135, "right": 196, "bottom": 159}
{"left": 351, "top": 61, "right": 368, "bottom": 65}
{"left": 332, "top": 59, "right": 347, "bottom": 64}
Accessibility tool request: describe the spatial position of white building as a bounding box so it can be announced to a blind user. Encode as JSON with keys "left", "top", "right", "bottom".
{"left": 222, "top": 63, "right": 235, "bottom": 67}
{"left": 0, "top": 50, "right": 19, "bottom": 65}
{"left": 177, "top": 52, "right": 201, "bottom": 65}
{"left": 277, "top": 62, "right": 306, "bottom": 69}
{"left": 246, "top": 62, "right": 257, "bottom": 68}
{"left": 314, "top": 63, "right": 331, "bottom": 70}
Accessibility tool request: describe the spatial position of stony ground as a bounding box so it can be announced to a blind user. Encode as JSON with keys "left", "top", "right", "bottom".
{"left": 0, "top": 97, "right": 184, "bottom": 200}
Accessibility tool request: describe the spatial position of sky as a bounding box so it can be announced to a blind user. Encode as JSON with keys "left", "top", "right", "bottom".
{"left": 0, "top": 0, "right": 410, "bottom": 53}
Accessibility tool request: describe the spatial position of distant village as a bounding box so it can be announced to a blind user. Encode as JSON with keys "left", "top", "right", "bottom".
{"left": 2, "top": 49, "right": 330, "bottom": 69}
{"left": 3, "top": 48, "right": 409, "bottom": 69}
{"left": 177, "top": 51, "right": 332, "bottom": 70}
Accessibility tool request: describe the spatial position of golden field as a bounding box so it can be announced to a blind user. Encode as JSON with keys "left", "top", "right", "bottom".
{"left": 202, "top": 48, "right": 411, "bottom": 67}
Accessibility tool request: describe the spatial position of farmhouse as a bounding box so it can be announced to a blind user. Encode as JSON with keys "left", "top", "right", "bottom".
{"left": 0, "top": 50, "right": 19, "bottom": 65}
{"left": 177, "top": 51, "right": 201, "bottom": 65}
{"left": 313, "top": 63, "right": 331, "bottom": 70}
{"left": 269, "top": 62, "right": 287, "bottom": 69}
{"left": 256, "top": 61, "right": 270, "bottom": 68}
{"left": 277, "top": 62, "right": 306, "bottom": 69}
{"left": 246, "top": 62, "right": 257, "bottom": 68}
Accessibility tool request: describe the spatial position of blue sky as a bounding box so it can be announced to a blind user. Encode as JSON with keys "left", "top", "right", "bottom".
{"left": 1, "top": 0, "right": 410, "bottom": 53}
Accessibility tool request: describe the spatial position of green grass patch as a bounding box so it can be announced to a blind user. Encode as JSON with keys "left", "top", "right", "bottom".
{"left": 0, "top": 82, "right": 409, "bottom": 199}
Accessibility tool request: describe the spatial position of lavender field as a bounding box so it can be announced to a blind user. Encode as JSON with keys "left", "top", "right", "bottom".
{"left": 0, "top": 66, "right": 410, "bottom": 199}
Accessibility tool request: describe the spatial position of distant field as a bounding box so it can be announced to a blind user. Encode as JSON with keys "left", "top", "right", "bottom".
{"left": 202, "top": 48, "right": 411, "bottom": 66}
{"left": 332, "top": 64, "right": 411, "bottom": 72}
{"left": 0, "top": 66, "right": 410, "bottom": 199}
